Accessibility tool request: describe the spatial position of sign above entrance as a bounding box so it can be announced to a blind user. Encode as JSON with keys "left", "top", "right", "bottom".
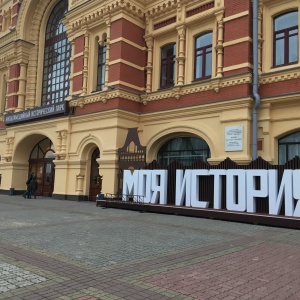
{"left": 4, "top": 102, "right": 68, "bottom": 125}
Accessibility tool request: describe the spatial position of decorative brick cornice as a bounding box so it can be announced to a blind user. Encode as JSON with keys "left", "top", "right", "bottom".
{"left": 0, "top": 39, "right": 34, "bottom": 68}
{"left": 0, "top": 29, "right": 17, "bottom": 48}
{"left": 145, "top": 0, "right": 179, "bottom": 18}
{"left": 260, "top": 68, "right": 300, "bottom": 85}
{"left": 69, "top": 89, "right": 141, "bottom": 108}
{"left": 141, "top": 74, "right": 251, "bottom": 104}
{"left": 70, "top": 73, "right": 251, "bottom": 107}
{"left": 154, "top": 16, "right": 176, "bottom": 30}
{"left": 69, "top": 0, "right": 144, "bottom": 32}
{"left": 186, "top": 1, "right": 214, "bottom": 18}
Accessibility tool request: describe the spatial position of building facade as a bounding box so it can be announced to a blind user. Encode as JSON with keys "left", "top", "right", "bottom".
{"left": 0, "top": 0, "right": 299, "bottom": 200}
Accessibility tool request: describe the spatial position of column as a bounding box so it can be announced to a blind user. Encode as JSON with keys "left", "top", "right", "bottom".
{"left": 82, "top": 30, "right": 89, "bottom": 95}
{"left": 16, "top": 62, "right": 27, "bottom": 112}
{"left": 145, "top": 37, "right": 153, "bottom": 92}
{"left": 60, "top": 130, "right": 68, "bottom": 160}
{"left": 176, "top": 25, "right": 186, "bottom": 85}
{"left": 215, "top": 11, "right": 224, "bottom": 78}
{"left": 104, "top": 18, "right": 111, "bottom": 91}
{"left": 68, "top": 38, "right": 75, "bottom": 99}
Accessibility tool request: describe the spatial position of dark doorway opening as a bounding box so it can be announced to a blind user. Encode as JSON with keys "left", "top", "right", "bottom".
{"left": 28, "top": 138, "right": 55, "bottom": 197}
{"left": 89, "top": 148, "right": 101, "bottom": 201}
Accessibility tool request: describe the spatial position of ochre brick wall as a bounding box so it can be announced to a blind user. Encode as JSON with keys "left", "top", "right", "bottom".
{"left": 260, "top": 78, "right": 300, "bottom": 98}
{"left": 224, "top": 17, "right": 250, "bottom": 42}
{"left": 109, "top": 18, "right": 146, "bottom": 91}
{"left": 111, "top": 19, "right": 145, "bottom": 47}
{"left": 9, "top": 64, "right": 20, "bottom": 78}
{"left": 223, "top": 42, "right": 251, "bottom": 67}
{"left": 110, "top": 41, "right": 146, "bottom": 67}
{"left": 74, "top": 35, "right": 84, "bottom": 55}
{"left": 224, "top": 68, "right": 251, "bottom": 77}
{"left": 7, "top": 95, "right": 18, "bottom": 108}
{"left": 73, "top": 56, "right": 84, "bottom": 73}
{"left": 109, "top": 63, "right": 145, "bottom": 87}
{"left": 8, "top": 80, "right": 19, "bottom": 94}
{"left": 73, "top": 75, "right": 83, "bottom": 92}
{"left": 224, "top": 0, "right": 251, "bottom": 17}
{"left": 6, "top": 64, "right": 20, "bottom": 109}
{"left": 72, "top": 35, "right": 84, "bottom": 93}
{"left": 11, "top": 1, "right": 21, "bottom": 27}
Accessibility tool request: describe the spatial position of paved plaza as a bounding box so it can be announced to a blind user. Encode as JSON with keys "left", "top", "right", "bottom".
{"left": 0, "top": 195, "right": 299, "bottom": 300}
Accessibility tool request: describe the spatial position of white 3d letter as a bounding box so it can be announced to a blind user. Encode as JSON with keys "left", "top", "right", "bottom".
{"left": 175, "top": 170, "right": 192, "bottom": 206}
{"left": 293, "top": 170, "right": 300, "bottom": 217}
{"left": 122, "top": 170, "right": 139, "bottom": 200}
{"left": 226, "top": 169, "right": 246, "bottom": 212}
{"left": 190, "top": 170, "right": 209, "bottom": 208}
{"left": 246, "top": 170, "right": 268, "bottom": 213}
{"left": 151, "top": 170, "right": 168, "bottom": 204}
{"left": 209, "top": 169, "right": 226, "bottom": 209}
{"left": 138, "top": 170, "right": 152, "bottom": 203}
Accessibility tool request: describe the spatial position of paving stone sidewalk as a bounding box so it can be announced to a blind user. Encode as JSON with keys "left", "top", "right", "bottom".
{"left": 0, "top": 195, "right": 299, "bottom": 300}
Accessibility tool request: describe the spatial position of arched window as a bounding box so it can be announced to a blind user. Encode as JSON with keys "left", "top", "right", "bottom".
{"left": 157, "top": 137, "right": 210, "bottom": 166}
{"left": 41, "top": 0, "right": 71, "bottom": 106}
{"left": 97, "top": 40, "right": 106, "bottom": 91}
{"left": 274, "top": 11, "right": 298, "bottom": 67}
{"left": 194, "top": 32, "right": 212, "bottom": 80}
{"left": 278, "top": 132, "right": 300, "bottom": 164}
{"left": 30, "top": 138, "right": 55, "bottom": 159}
{"left": 160, "top": 43, "right": 176, "bottom": 88}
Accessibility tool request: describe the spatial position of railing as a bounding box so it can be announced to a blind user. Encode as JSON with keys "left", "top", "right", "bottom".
{"left": 96, "top": 193, "right": 144, "bottom": 207}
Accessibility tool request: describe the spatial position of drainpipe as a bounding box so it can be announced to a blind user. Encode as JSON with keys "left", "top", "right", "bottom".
{"left": 252, "top": 0, "right": 260, "bottom": 160}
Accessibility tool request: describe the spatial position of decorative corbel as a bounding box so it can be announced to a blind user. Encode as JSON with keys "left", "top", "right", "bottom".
{"left": 212, "top": 78, "right": 221, "bottom": 93}
{"left": 140, "top": 94, "right": 148, "bottom": 105}
{"left": 172, "top": 86, "right": 182, "bottom": 100}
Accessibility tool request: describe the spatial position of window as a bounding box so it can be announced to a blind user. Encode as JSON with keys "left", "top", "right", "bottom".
{"left": 274, "top": 11, "right": 298, "bottom": 67}
{"left": 278, "top": 132, "right": 300, "bottom": 164}
{"left": 97, "top": 41, "right": 106, "bottom": 91}
{"left": 160, "top": 43, "right": 176, "bottom": 88}
{"left": 194, "top": 32, "right": 212, "bottom": 80}
{"left": 41, "top": 0, "right": 71, "bottom": 106}
{"left": 157, "top": 137, "right": 210, "bottom": 166}
{"left": 30, "top": 138, "right": 55, "bottom": 159}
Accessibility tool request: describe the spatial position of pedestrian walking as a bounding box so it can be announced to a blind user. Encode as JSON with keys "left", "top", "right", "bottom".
{"left": 29, "top": 176, "right": 38, "bottom": 199}
{"left": 23, "top": 172, "right": 34, "bottom": 198}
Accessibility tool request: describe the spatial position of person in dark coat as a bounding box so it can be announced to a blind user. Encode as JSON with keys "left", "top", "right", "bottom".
{"left": 29, "top": 176, "right": 38, "bottom": 199}
{"left": 23, "top": 172, "right": 34, "bottom": 198}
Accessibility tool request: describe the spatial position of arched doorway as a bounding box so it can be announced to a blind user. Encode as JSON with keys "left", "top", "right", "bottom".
{"left": 89, "top": 148, "right": 101, "bottom": 201}
{"left": 28, "top": 138, "right": 55, "bottom": 196}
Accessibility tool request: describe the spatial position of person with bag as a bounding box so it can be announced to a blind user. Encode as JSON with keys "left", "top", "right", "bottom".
{"left": 29, "top": 176, "right": 38, "bottom": 199}
{"left": 23, "top": 172, "right": 34, "bottom": 198}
